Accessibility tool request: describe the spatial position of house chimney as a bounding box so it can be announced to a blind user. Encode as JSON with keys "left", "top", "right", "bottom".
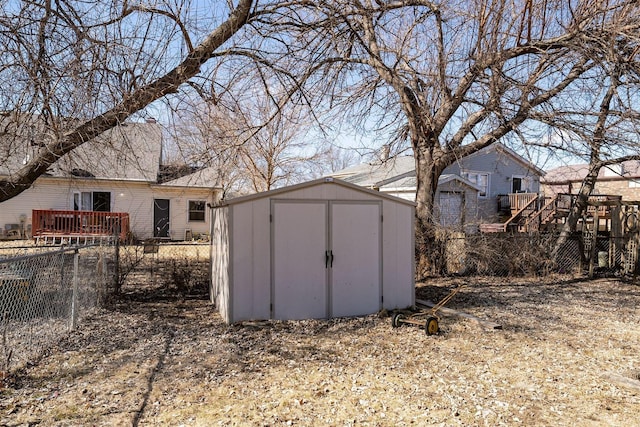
{"left": 379, "top": 144, "right": 391, "bottom": 162}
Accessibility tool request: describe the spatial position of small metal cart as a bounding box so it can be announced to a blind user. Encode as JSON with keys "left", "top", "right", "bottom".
{"left": 391, "top": 285, "right": 463, "bottom": 335}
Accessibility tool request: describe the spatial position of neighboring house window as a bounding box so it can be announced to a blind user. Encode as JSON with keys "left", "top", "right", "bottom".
{"left": 462, "top": 171, "right": 489, "bottom": 197}
{"left": 629, "top": 180, "right": 640, "bottom": 188}
{"left": 73, "top": 191, "right": 111, "bottom": 211}
{"left": 188, "top": 200, "right": 206, "bottom": 222}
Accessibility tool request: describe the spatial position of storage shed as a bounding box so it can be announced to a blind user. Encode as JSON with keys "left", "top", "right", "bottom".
{"left": 210, "top": 177, "right": 415, "bottom": 323}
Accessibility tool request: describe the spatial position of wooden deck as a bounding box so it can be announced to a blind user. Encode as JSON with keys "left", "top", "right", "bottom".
{"left": 32, "top": 210, "right": 130, "bottom": 242}
{"left": 481, "top": 193, "right": 623, "bottom": 233}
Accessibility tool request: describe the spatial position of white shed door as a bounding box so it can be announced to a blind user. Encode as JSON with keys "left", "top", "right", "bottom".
{"left": 439, "top": 192, "right": 463, "bottom": 228}
{"left": 330, "top": 202, "right": 381, "bottom": 317}
{"left": 272, "top": 201, "right": 328, "bottom": 320}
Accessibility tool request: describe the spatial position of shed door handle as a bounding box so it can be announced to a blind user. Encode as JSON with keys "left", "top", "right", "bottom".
{"left": 330, "top": 250, "right": 334, "bottom": 268}
{"left": 325, "top": 251, "right": 329, "bottom": 268}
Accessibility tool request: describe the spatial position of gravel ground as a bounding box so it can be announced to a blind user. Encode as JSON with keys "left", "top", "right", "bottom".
{"left": 1, "top": 275, "right": 639, "bottom": 426}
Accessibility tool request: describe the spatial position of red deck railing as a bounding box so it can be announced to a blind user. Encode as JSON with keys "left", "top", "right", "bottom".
{"left": 32, "top": 210, "right": 130, "bottom": 241}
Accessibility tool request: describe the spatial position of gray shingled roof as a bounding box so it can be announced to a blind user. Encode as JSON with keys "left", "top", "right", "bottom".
{"left": 377, "top": 174, "right": 483, "bottom": 192}
{"left": 1, "top": 120, "right": 162, "bottom": 182}
{"left": 334, "top": 156, "right": 415, "bottom": 188}
{"left": 332, "top": 143, "right": 544, "bottom": 189}
{"left": 159, "top": 166, "right": 221, "bottom": 188}
{"left": 543, "top": 161, "right": 640, "bottom": 184}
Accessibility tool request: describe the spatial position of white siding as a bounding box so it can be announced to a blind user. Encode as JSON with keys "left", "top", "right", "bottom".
{"left": 0, "top": 176, "right": 219, "bottom": 241}
{"left": 151, "top": 187, "right": 216, "bottom": 240}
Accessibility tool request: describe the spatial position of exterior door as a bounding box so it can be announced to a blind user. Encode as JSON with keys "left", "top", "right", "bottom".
{"left": 330, "top": 202, "right": 381, "bottom": 317}
{"left": 512, "top": 177, "right": 523, "bottom": 193}
{"left": 272, "top": 201, "right": 328, "bottom": 320}
{"left": 439, "top": 192, "right": 463, "bottom": 228}
{"left": 153, "top": 199, "right": 170, "bottom": 238}
{"left": 271, "top": 200, "right": 382, "bottom": 320}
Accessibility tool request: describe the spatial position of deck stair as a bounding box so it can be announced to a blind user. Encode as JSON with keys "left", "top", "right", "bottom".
{"left": 479, "top": 193, "right": 618, "bottom": 233}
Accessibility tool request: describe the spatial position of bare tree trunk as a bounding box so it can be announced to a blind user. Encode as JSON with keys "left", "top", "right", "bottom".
{"left": 552, "top": 164, "right": 601, "bottom": 255}
{"left": 414, "top": 138, "right": 448, "bottom": 276}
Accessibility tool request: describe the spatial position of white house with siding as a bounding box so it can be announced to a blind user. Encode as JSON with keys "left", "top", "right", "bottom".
{"left": 211, "top": 177, "right": 415, "bottom": 323}
{"left": 0, "top": 121, "right": 221, "bottom": 241}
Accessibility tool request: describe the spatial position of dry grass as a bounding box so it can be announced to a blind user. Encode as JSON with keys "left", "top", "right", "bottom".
{"left": 1, "top": 276, "right": 639, "bottom": 426}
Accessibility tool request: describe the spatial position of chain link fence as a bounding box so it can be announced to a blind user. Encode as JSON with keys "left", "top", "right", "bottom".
{"left": 4, "top": 230, "right": 633, "bottom": 378}
{"left": 0, "top": 243, "right": 115, "bottom": 376}
{"left": 116, "top": 242, "right": 210, "bottom": 297}
{"left": 0, "top": 241, "right": 212, "bottom": 378}
{"left": 423, "top": 230, "right": 640, "bottom": 278}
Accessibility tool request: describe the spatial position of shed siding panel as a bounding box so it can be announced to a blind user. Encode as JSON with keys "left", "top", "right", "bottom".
{"left": 230, "top": 199, "right": 271, "bottom": 322}
{"left": 275, "top": 184, "right": 381, "bottom": 203}
{"left": 381, "top": 201, "right": 415, "bottom": 310}
{"left": 211, "top": 207, "right": 231, "bottom": 322}
{"left": 251, "top": 198, "right": 271, "bottom": 320}
{"left": 331, "top": 202, "right": 381, "bottom": 317}
{"left": 230, "top": 203, "right": 254, "bottom": 321}
{"left": 273, "top": 201, "right": 328, "bottom": 319}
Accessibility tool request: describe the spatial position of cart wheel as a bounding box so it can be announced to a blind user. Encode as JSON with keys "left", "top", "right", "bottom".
{"left": 392, "top": 313, "right": 405, "bottom": 328}
{"left": 425, "top": 317, "right": 439, "bottom": 335}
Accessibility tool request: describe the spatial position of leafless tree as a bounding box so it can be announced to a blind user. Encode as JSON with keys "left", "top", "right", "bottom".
{"left": 525, "top": 8, "right": 640, "bottom": 245}
{"left": 0, "top": 0, "right": 254, "bottom": 201}
{"left": 165, "top": 85, "right": 328, "bottom": 194}
{"left": 263, "top": 0, "right": 640, "bottom": 266}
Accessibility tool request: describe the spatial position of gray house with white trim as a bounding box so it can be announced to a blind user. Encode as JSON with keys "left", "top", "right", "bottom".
{"left": 331, "top": 143, "right": 544, "bottom": 231}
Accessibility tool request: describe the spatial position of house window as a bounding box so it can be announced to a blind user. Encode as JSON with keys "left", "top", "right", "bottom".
{"left": 630, "top": 180, "right": 640, "bottom": 188}
{"left": 73, "top": 191, "right": 111, "bottom": 211}
{"left": 462, "top": 171, "right": 489, "bottom": 198}
{"left": 188, "top": 200, "right": 206, "bottom": 222}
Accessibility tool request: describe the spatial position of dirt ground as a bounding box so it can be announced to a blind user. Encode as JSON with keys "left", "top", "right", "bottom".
{"left": 1, "top": 275, "right": 639, "bottom": 426}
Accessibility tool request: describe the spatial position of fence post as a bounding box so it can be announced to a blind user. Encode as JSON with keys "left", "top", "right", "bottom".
{"left": 70, "top": 248, "right": 79, "bottom": 330}
{"left": 114, "top": 235, "right": 121, "bottom": 295}
{"left": 102, "top": 248, "right": 107, "bottom": 300}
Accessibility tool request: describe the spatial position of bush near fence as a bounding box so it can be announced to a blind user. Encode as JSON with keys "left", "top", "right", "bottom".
{"left": 0, "top": 241, "right": 211, "bottom": 379}
{"left": 425, "top": 230, "right": 637, "bottom": 278}
{"left": 116, "top": 242, "right": 210, "bottom": 297}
